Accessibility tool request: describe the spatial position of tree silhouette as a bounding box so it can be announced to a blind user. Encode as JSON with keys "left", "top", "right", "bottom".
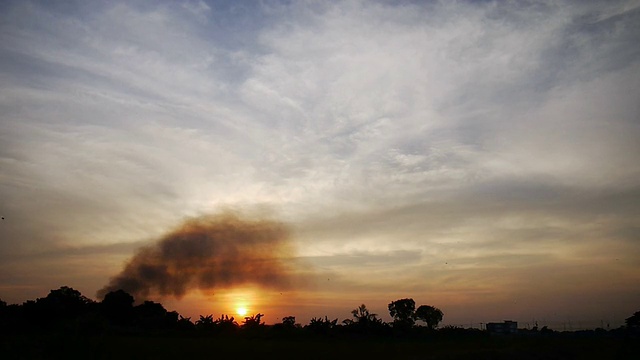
{"left": 41, "top": 286, "right": 94, "bottom": 315}
{"left": 215, "top": 314, "right": 239, "bottom": 334}
{"left": 242, "top": 313, "right": 264, "bottom": 328}
{"left": 345, "top": 304, "right": 389, "bottom": 335}
{"left": 177, "top": 315, "right": 195, "bottom": 331}
{"left": 196, "top": 314, "right": 215, "bottom": 331}
{"left": 282, "top": 316, "right": 296, "bottom": 327}
{"left": 626, "top": 311, "right": 640, "bottom": 333}
{"left": 0, "top": 298, "right": 10, "bottom": 333}
{"left": 272, "top": 315, "right": 299, "bottom": 334}
{"left": 102, "top": 289, "right": 134, "bottom": 308}
{"left": 415, "top": 305, "right": 443, "bottom": 330}
{"left": 388, "top": 298, "right": 416, "bottom": 330}
{"left": 31, "top": 286, "right": 95, "bottom": 331}
{"left": 133, "top": 300, "right": 175, "bottom": 331}
{"left": 306, "top": 316, "right": 338, "bottom": 335}
{"left": 101, "top": 289, "right": 134, "bottom": 326}
{"left": 351, "top": 304, "right": 378, "bottom": 323}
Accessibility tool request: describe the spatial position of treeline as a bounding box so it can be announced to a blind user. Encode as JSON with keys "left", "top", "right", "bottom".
{"left": 1, "top": 286, "right": 638, "bottom": 340}
{"left": 0, "top": 286, "right": 452, "bottom": 338}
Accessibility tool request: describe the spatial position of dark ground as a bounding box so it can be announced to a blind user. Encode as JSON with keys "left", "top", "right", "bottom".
{"left": 2, "top": 333, "right": 638, "bottom": 360}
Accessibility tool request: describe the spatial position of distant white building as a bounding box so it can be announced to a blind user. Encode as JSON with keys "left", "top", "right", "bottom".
{"left": 486, "top": 320, "right": 518, "bottom": 334}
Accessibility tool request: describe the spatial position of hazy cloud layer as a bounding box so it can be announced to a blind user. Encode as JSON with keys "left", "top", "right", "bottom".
{"left": 1, "top": 0, "right": 639, "bottom": 326}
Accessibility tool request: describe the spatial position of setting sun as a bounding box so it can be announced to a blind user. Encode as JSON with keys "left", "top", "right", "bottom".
{"left": 236, "top": 307, "right": 248, "bottom": 317}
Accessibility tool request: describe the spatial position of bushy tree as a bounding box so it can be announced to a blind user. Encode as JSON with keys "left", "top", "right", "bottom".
{"left": 282, "top": 316, "right": 296, "bottom": 327}
{"left": 41, "top": 286, "right": 94, "bottom": 316}
{"left": 102, "top": 290, "right": 134, "bottom": 309}
{"left": 101, "top": 289, "right": 134, "bottom": 325}
{"left": 388, "top": 298, "right": 416, "bottom": 329}
{"left": 415, "top": 305, "right": 443, "bottom": 330}
{"left": 29, "top": 286, "right": 96, "bottom": 331}
{"left": 133, "top": 300, "right": 176, "bottom": 330}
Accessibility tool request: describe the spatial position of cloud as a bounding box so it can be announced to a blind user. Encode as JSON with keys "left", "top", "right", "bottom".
{"left": 182, "top": 0, "right": 211, "bottom": 22}
{"left": 230, "top": 0, "right": 640, "bottom": 212}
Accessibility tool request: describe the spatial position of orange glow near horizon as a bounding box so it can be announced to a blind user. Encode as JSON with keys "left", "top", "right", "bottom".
{"left": 200, "top": 287, "right": 265, "bottom": 320}
{"left": 159, "top": 286, "right": 315, "bottom": 325}
{"left": 228, "top": 287, "right": 256, "bottom": 316}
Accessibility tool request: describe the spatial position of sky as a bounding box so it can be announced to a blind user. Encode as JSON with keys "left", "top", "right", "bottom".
{"left": 1, "top": 0, "right": 639, "bottom": 330}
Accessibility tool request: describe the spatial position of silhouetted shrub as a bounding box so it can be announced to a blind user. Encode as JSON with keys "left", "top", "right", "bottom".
{"left": 305, "top": 316, "right": 338, "bottom": 336}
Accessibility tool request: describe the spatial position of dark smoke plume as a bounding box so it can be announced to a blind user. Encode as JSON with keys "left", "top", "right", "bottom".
{"left": 98, "top": 212, "right": 293, "bottom": 300}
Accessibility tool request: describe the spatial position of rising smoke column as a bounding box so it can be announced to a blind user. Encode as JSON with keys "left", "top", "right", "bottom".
{"left": 98, "top": 212, "right": 293, "bottom": 300}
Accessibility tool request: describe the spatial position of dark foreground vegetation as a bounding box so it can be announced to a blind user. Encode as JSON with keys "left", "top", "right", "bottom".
{"left": 1, "top": 286, "right": 639, "bottom": 359}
